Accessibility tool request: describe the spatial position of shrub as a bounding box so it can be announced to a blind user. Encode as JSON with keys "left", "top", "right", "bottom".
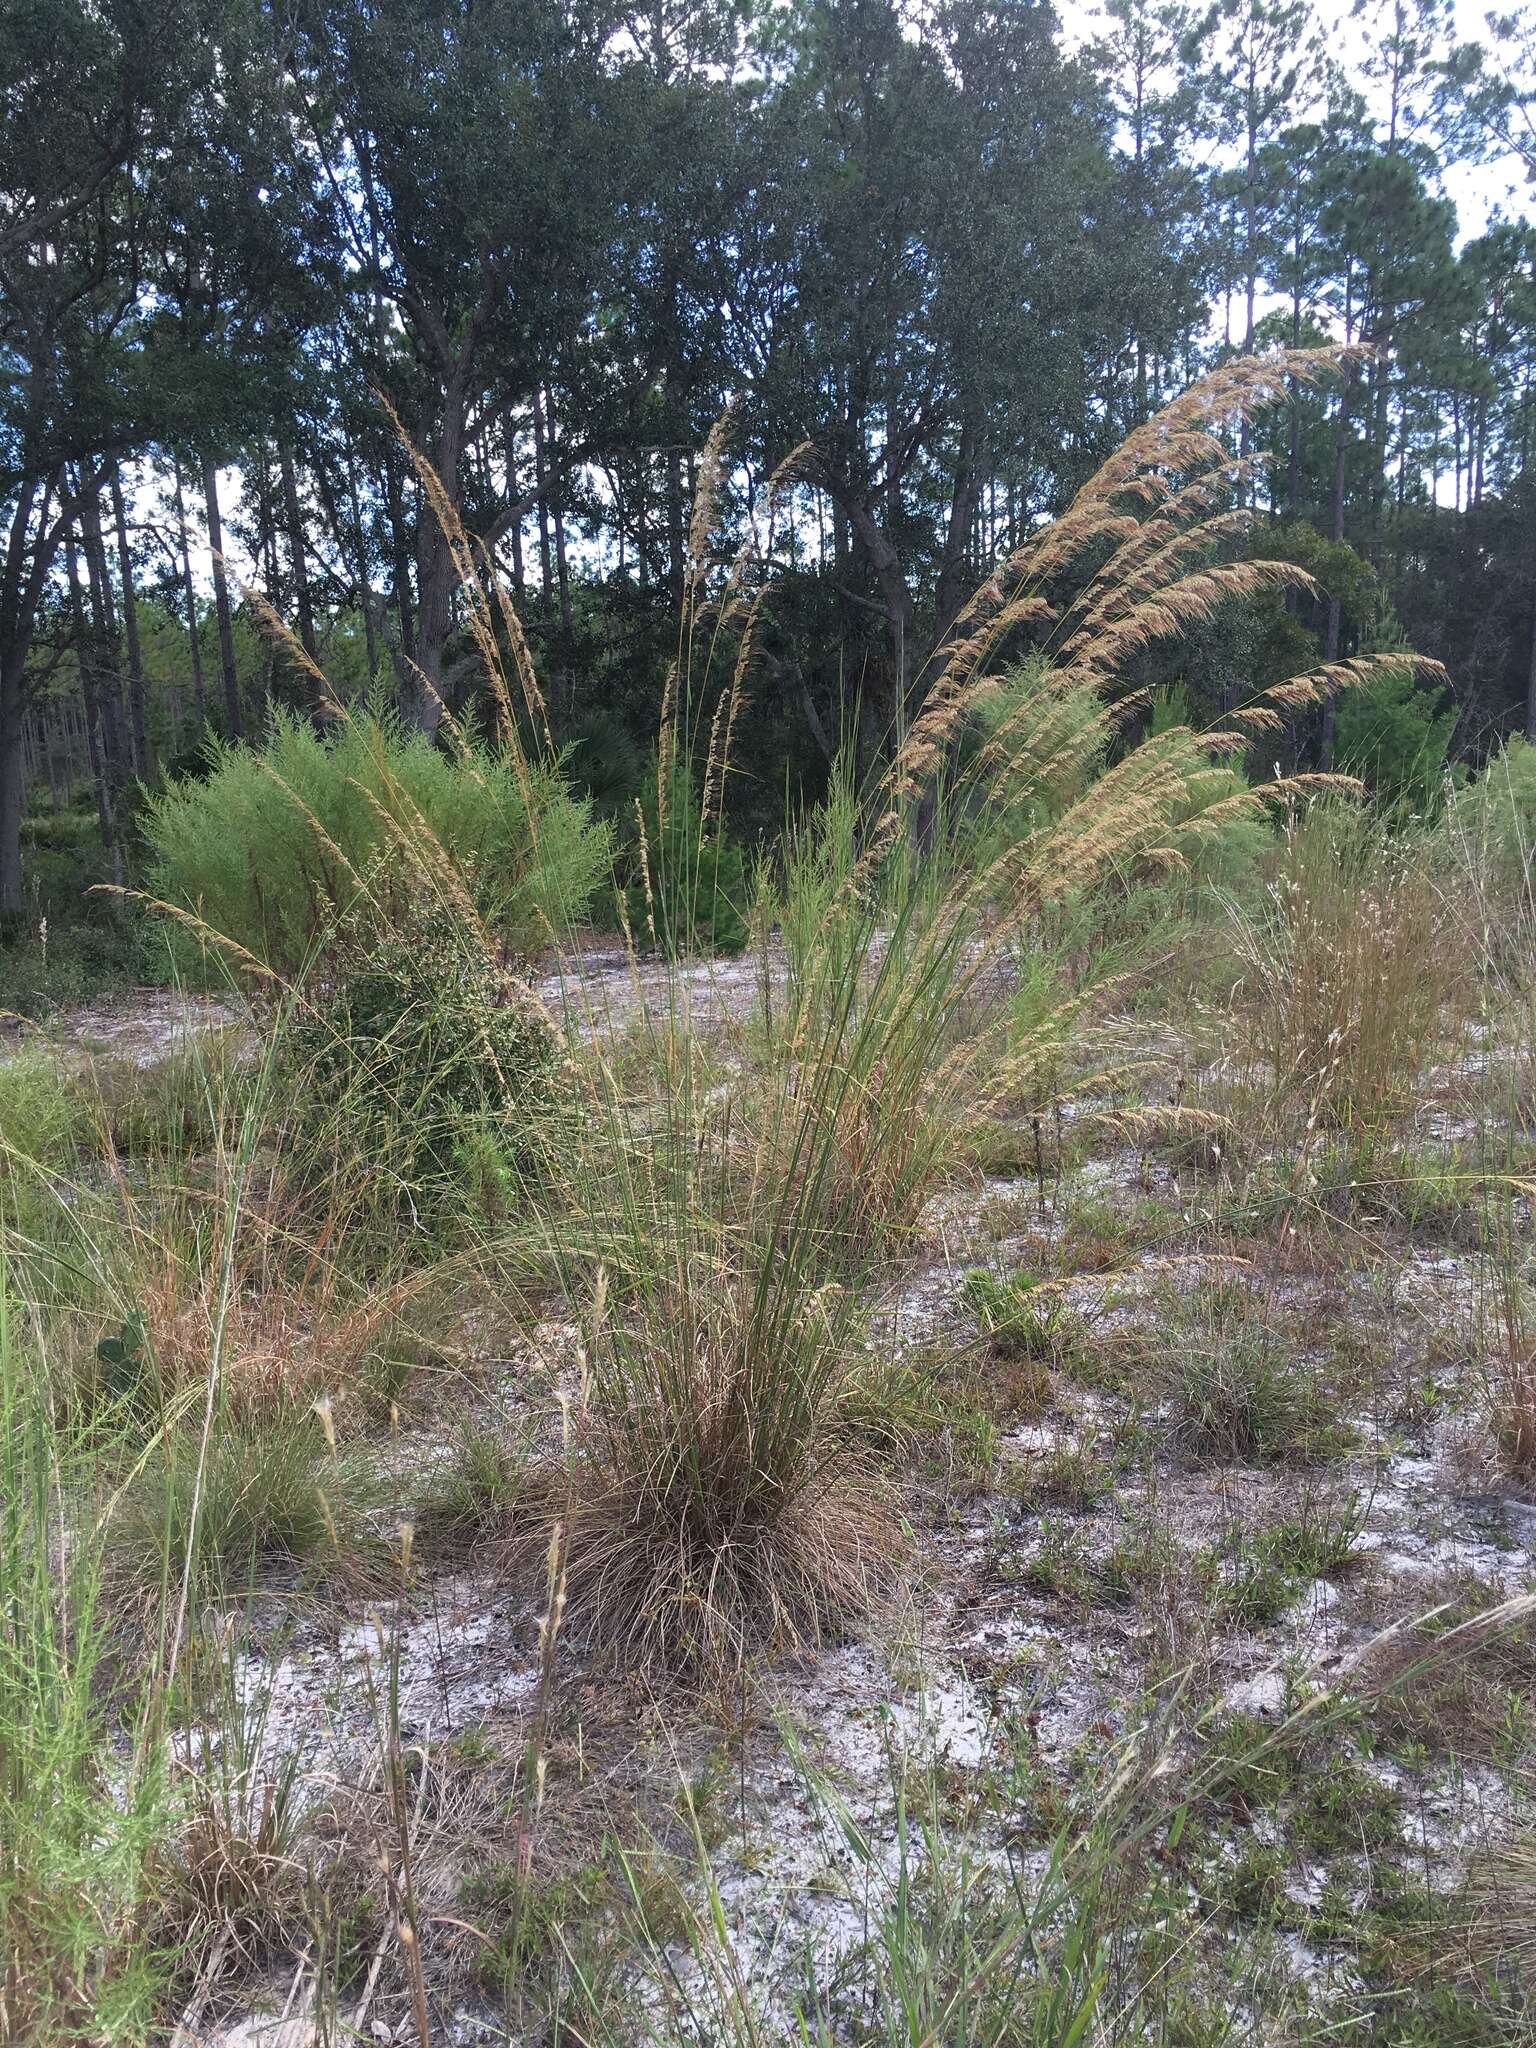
{"left": 280, "top": 896, "right": 557, "bottom": 1236}
{"left": 562, "top": 708, "right": 646, "bottom": 826}
{"left": 1335, "top": 660, "right": 1459, "bottom": 818}
{"left": 141, "top": 710, "right": 612, "bottom": 977}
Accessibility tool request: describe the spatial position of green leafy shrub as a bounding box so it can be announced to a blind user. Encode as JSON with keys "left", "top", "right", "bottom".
{"left": 563, "top": 708, "right": 646, "bottom": 826}
{"left": 1335, "top": 660, "right": 1459, "bottom": 817}
{"left": 280, "top": 896, "right": 558, "bottom": 1234}
{"left": 1147, "top": 686, "right": 1273, "bottom": 892}
{"left": 624, "top": 750, "right": 749, "bottom": 957}
{"left": 141, "top": 710, "right": 611, "bottom": 977}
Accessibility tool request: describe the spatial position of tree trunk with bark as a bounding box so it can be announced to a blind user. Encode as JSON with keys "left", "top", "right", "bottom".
{"left": 110, "top": 468, "right": 147, "bottom": 776}
{"left": 279, "top": 440, "right": 320, "bottom": 674}
{"left": 173, "top": 461, "right": 208, "bottom": 732}
{"left": 203, "top": 458, "right": 242, "bottom": 738}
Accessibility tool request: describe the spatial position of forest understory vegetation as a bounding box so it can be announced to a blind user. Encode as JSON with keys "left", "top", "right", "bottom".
{"left": 4, "top": 356, "right": 1536, "bottom": 2045}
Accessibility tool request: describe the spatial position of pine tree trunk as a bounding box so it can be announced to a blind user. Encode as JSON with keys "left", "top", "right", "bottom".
{"left": 203, "top": 458, "right": 242, "bottom": 738}
{"left": 666, "top": 445, "right": 685, "bottom": 612}
{"left": 334, "top": 451, "right": 379, "bottom": 687}
{"left": 1319, "top": 367, "right": 1353, "bottom": 771}
{"left": 66, "top": 534, "right": 122, "bottom": 884}
{"left": 79, "top": 489, "right": 130, "bottom": 800}
{"left": 503, "top": 413, "right": 526, "bottom": 596}
{"left": 173, "top": 460, "right": 208, "bottom": 732}
{"left": 279, "top": 441, "right": 320, "bottom": 670}
{"left": 110, "top": 468, "right": 148, "bottom": 777}
{"left": 532, "top": 388, "right": 554, "bottom": 612}
{"left": 410, "top": 380, "right": 467, "bottom": 729}
{"left": 382, "top": 454, "right": 416, "bottom": 663}
{"left": 553, "top": 499, "right": 572, "bottom": 639}
{"left": 0, "top": 652, "right": 26, "bottom": 922}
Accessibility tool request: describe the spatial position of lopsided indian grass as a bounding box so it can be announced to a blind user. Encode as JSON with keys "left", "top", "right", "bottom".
{"left": 1229, "top": 803, "right": 1465, "bottom": 1140}
{"left": 410, "top": 350, "right": 1454, "bottom": 1674}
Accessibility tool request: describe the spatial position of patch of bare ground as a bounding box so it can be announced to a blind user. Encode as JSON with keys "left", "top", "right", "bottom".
{"left": 29, "top": 954, "right": 1535, "bottom": 2045}
{"left": 0, "top": 986, "right": 244, "bottom": 1065}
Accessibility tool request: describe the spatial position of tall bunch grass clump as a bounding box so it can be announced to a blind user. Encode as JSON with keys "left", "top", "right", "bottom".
{"left": 1443, "top": 735, "right": 1536, "bottom": 970}
{"left": 466, "top": 350, "right": 1444, "bottom": 1673}
{"left": 1234, "top": 803, "right": 1461, "bottom": 1133}
{"left": 142, "top": 708, "right": 610, "bottom": 976}
{"left": 624, "top": 744, "right": 751, "bottom": 956}
{"left": 0, "top": 1283, "right": 172, "bottom": 2040}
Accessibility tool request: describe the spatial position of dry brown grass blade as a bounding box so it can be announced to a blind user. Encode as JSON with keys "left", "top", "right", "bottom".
{"left": 476, "top": 533, "right": 553, "bottom": 753}
{"left": 239, "top": 582, "right": 343, "bottom": 716}
{"left": 95, "top": 887, "right": 284, "bottom": 985}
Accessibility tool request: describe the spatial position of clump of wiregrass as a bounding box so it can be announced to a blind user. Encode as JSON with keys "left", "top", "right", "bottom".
{"left": 961, "top": 1266, "right": 1085, "bottom": 1365}
{"left": 1453, "top": 1831, "right": 1536, "bottom": 1996}
{"left": 3, "top": 1036, "right": 437, "bottom": 1430}
{"left": 403, "top": 348, "right": 1438, "bottom": 1674}
{"left": 107, "top": 1405, "right": 380, "bottom": 1598}
{"left": 156, "top": 1643, "right": 313, "bottom": 1978}
{"left": 520, "top": 1262, "right": 899, "bottom": 1670}
{"left": 1359, "top": 1580, "right": 1536, "bottom": 1766}
{"left": 1157, "top": 1276, "right": 1349, "bottom": 1466}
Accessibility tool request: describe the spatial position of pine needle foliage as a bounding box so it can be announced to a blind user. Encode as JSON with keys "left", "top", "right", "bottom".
{"left": 142, "top": 709, "right": 610, "bottom": 978}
